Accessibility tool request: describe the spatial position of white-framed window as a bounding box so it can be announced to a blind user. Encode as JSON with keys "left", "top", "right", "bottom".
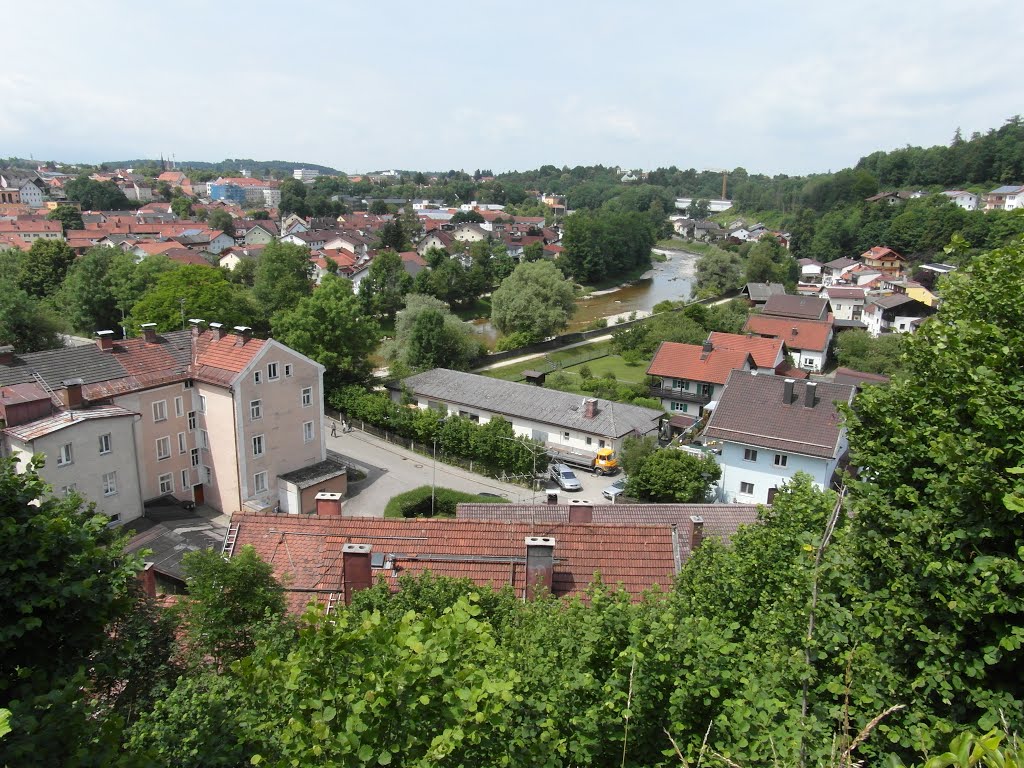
{"left": 267, "top": 362, "right": 279, "bottom": 380}
{"left": 56, "top": 442, "right": 73, "bottom": 466}
{"left": 178, "top": 432, "right": 187, "bottom": 454}
{"left": 158, "top": 473, "right": 174, "bottom": 494}
{"left": 284, "top": 364, "right": 293, "bottom": 378}
{"left": 250, "top": 399, "right": 262, "bottom": 420}
{"left": 252, "top": 434, "right": 265, "bottom": 456}
{"left": 61, "top": 483, "right": 78, "bottom": 496}
{"left": 200, "top": 429, "right": 209, "bottom": 450}
{"left": 183, "top": 379, "right": 193, "bottom": 389}
{"left": 108, "top": 513, "right": 120, "bottom": 523}
{"left": 253, "top": 370, "right": 262, "bottom": 385}
{"left": 803, "top": 357, "right": 816, "bottom": 368}
{"left": 204, "top": 465, "right": 213, "bottom": 484}
{"left": 191, "top": 448, "right": 199, "bottom": 467}
{"left": 174, "top": 396, "right": 184, "bottom": 417}
{"left": 671, "top": 402, "right": 689, "bottom": 413}
{"left": 301, "top": 387, "right": 312, "bottom": 407}
{"left": 152, "top": 400, "right": 168, "bottom": 422}
{"left": 181, "top": 469, "right": 190, "bottom": 490}
{"left": 739, "top": 481, "right": 755, "bottom": 495}
{"left": 743, "top": 448, "right": 758, "bottom": 462}
{"left": 774, "top": 453, "right": 788, "bottom": 467}
{"left": 156, "top": 436, "right": 171, "bottom": 460}
{"left": 253, "top": 470, "right": 268, "bottom": 494}
{"left": 102, "top": 471, "right": 118, "bottom": 496}
{"left": 98, "top": 433, "right": 112, "bottom": 455}
{"left": 673, "top": 378, "right": 690, "bottom": 391}
{"left": 198, "top": 395, "right": 207, "bottom": 413}
{"left": 187, "top": 411, "right": 196, "bottom": 431}
{"left": 303, "top": 421, "right": 314, "bottom": 443}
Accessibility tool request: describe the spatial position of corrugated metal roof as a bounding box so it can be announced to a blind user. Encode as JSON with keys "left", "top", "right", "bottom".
{"left": 3, "top": 405, "right": 137, "bottom": 441}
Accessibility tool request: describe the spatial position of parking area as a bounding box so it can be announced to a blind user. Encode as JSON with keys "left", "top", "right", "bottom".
{"left": 327, "top": 425, "right": 622, "bottom": 515}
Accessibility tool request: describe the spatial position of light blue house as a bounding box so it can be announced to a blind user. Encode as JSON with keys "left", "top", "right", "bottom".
{"left": 702, "top": 371, "right": 855, "bottom": 505}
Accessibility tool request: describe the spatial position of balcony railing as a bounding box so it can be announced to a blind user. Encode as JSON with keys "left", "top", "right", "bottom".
{"left": 648, "top": 386, "right": 713, "bottom": 405}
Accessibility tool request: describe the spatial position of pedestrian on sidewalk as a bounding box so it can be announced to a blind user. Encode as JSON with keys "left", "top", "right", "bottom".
{"left": 330, "top": 420, "right": 337, "bottom": 437}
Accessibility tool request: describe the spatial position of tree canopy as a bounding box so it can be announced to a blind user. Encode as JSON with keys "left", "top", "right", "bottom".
{"left": 359, "top": 249, "right": 413, "bottom": 319}
{"left": 271, "top": 273, "right": 381, "bottom": 386}
{"left": 385, "top": 293, "right": 482, "bottom": 372}
{"left": 127, "top": 264, "right": 256, "bottom": 333}
{"left": 64, "top": 176, "right": 135, "bottom": 210}
{"left": 560, "top": 208, "right": 655, "bottom": 283}
{"left": 490, "top": 260, "right": 576, "bottom": 340}
{"left": 251, "top": 239, "right": 313, "bottom": 323}
{"left": 625, "top": 448, "right": 721, "bottom": 502}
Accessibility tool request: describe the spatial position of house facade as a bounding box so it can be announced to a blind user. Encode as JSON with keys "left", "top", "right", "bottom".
{"left": 824, "top": 286, "right": 866, "bottom": 321}
{"left": 985, "top": 185, "right": 1024, "bottom": 211}
{"left": 942, "top": 190, "right": 979, "bottom": 210}
{"left": 0, "top": 324, "right": 340, "bottom": 523}
{"left": 646, "top": 340, "right": 753, "bottom": 418}
{"left": 863, "top": 295, "right": 936, "bottom": 337}
{"left": 743, "top": 316, "right": 833, "bottom": 372}
{"left": 703, "top": 371, "right": 855, "bottom": 505}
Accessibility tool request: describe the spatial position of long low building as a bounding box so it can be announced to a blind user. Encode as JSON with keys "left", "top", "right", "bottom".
{"left": 394, "top": 368, "right": 664, "bottom": 454}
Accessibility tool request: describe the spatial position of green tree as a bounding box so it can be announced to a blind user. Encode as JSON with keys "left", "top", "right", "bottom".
{"left": 251, "top": 239, "right": 313, "bottom": 321}
{"left": 843, "top": 239, "right": 1024, "bottom": 742}
{"left": 0, "top": 456, "right": 140, "bottom": 766}
{"left": 386, "top": 293, "right": 482, "bottom": 371}
{"left": 127, "top": 264, "right": 256, "bottom": 333}
{"left": 170, "top": 196, "right": 193, "bottom": 219}
{"left": 522, "top": 241, "right": 544, "bottom": 262}
{"left": 0, "top": 273, "right": 63, "bottom": 351}
{"left": 18, "top": 238, "right": 76, "bottom": 298}
{"left": 687, "top": 198, "right": 711, "bottom": 218}
{"left": 694, "top": 248, "right": 743, "bottom": 297}
{"left": 618, "top": 434, "right": 658, "bottom": 476}
{"left": 206, "top": 209, "right": 235, "bottom": 237}
{"left": 833, "top": 328, "right": 906, "bottom": 375}
{"left": 272, "top": 273, "right": 382, "bottom": 386}
{"left": 59, "top": 246, "right": 123, "bottom": 333}
{"left": 63, "top": 176, "right": 134, "bottom": 210}
{"left": 45, "top": 204, "right": 84, "bottom": 232}
{"left": 109, "top": 252, "right": 176, "bottom": 323}
{"left": 278, "top": 178, "right": 308, "bottom": 217}
{"left": 359, "top": 249, "right": 413, "bottom": 319}
{"left": 625, "top": 448, "right": 720, "bottom": 502}
{"left": 451, "top": 209, "right": 485, "bottom": 224}
{"left": 174, "top": 545, "right": 286, "bottom": 669}
{"left": 368, "top": 199, "right": 390, "bottom": 215}
{"left": 490, "top": 260, "right": 576, "bottom": 338}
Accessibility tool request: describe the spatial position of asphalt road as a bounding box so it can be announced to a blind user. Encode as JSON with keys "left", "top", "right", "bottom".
{"left": 326, "top": 425, "right": 620, "bottom": 516}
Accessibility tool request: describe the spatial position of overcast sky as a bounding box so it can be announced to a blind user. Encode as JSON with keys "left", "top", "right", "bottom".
{"left": 3, "top": 0, "right": 1021, "bottom": 176}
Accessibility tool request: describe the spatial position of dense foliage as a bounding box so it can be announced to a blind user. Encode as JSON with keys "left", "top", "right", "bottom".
{"left": 383, "top": 485, "right": 509, "bottom": 518}
{"left": 490, "top": 260, "right": 577, "bottom": 340}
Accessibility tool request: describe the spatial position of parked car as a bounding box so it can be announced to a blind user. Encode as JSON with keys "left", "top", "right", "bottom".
{"left": 549, "top": 463, "right": 582, "bottom": 492}
{"left": 602, "top": 477, "right": 627, "bottom": 501}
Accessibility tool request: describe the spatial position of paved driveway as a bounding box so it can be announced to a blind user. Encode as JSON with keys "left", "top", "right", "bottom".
{"left": 327, "top": 426, "right": 620, "bottom": 516}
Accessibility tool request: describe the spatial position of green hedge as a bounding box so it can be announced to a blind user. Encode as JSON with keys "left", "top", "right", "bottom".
{"left": 383, "top": 486, "right": 509, "bottom": 519}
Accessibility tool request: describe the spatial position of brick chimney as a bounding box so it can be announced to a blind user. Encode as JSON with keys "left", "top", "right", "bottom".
{"left": 568, "top": 499, "right": 593, "bottom": 524}
{"left": 583, "top": 398, "right": 598, "bottom": 419}
{"left": 95, "top": 330, "right": 115, "bottom": 351}
{"left": 701, "top": 339, "right": 713, "bottom": 360}
{"left": 189, "top": 318, "right": 206, "bottom": 338}
{"left": 783, "top": 378, "right": 795, "bottom": 405}
{"left": 342, "top": 543, "right": 372, "bottom": 605}
{"left": 138, "top": 562, "right": 157, "bottom": 599}
{"left": 61, "top": 378, "right": 84, "bottom": 409}
{"left": 315, "top": 491, "right": 343, "bottom": 517}
{"left": 525, "top": 536, "right": 555, "bottom": 599}
{"left": 209, "top": 322, "right": 226, "bottom": 341}
{"left": 689, "top": 515, "right": 705, "bottom": 552}
{"left": 141, "top": 322, "right": 158, "bottom": 343}
{"left": 233, "top": 326, "right": 251, "bottom": 345}
{"left": 804, "top": 381, "right": 818, "bottom": 408}
{"left": 0, "top": 344, "right": 14, "bottom": 365}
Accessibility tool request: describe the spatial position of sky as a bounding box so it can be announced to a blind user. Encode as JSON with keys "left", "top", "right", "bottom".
{"left": 3, "top": 0, "right": 1022, "bottom": 177}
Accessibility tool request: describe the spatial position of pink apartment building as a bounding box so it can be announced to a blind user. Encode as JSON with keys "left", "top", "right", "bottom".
{"left": 0, "top": 323, "right": 345, "bottom": 524}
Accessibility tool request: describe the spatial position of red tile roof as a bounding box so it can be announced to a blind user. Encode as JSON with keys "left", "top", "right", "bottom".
{"left": 743, "top": 315, "right": 832, "bottom": 352}
{"left": 647, "top": 341, "right": 752, "bottom": 385}
{"left": 707, "top": 332, "right": 784, "bottom": 369}
{"left": 231, "top": 513, "right": 679, "bottom": 611}
{"left": 195, "top": 333, "right": 264, "bottom": 373}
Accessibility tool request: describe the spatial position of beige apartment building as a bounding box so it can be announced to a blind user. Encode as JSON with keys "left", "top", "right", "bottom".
{"left": 0, "top": 323, "right": 344, "bottom": 524}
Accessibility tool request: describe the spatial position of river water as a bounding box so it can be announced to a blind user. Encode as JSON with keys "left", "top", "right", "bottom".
{"left": 471, "top": 248, "right": 699, "bottom": 343}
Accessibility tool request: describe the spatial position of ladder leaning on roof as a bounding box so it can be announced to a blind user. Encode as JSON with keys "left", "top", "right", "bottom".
{"left": 221, "top": 522, "right": 240, "bottom": 558}
{"left": 31, "top": 371, "right": 64, "bottom": 410}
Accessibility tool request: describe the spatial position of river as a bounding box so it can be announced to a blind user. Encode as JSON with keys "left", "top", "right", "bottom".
{"left": 471, "top": 247, "right": 699, "bottom": 343}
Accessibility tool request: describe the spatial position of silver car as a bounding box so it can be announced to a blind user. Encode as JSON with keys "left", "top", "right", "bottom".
{"left": 549, "top": 463, "right": 582, "bottom": 492}
{"left": 602, "top": 477, "right": 627, "bottom": 501}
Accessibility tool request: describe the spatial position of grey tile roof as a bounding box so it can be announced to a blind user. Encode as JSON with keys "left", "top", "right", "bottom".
{"left": 401, "top": 369, "right": 663, "bottom": 438}
{"left": 125, "top": 514, "right": 228, "bottom": 581}
{"left": 704, "top": 370, "right": 855, "bottom": 459}
{"left": 761, "top": 294, "right": 830, "bottom": 321}
{"left": 456, "top": 502, "right": 761, "bottom": 551}
{"left": 743, "top": 282, "right": 786, "bottom": 302}
{"left": 278, "top": 458, "right": 347, "bottom": 489}
{"left": 0, "top": 344, "right": 128, "bottom": 387}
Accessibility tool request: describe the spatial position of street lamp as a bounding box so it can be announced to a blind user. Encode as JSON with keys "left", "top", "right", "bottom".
{"left": 496, "top": 434, "right": 544, "bottom": 503}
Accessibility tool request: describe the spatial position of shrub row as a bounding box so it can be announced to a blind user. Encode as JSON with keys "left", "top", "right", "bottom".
{"left": 383, "top": 485, "right": 509, "bottom": 518}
